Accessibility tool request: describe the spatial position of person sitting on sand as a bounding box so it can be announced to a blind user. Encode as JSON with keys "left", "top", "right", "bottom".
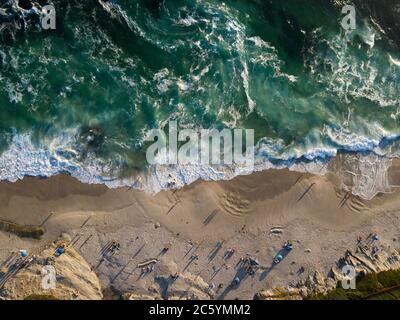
{"left": 162, "top": 246, "right": 169, "bottom": 254}
{"left": 283, "top": 241, "right": 293, "bottom": 251}
{"left": 224, "top": 248, "right": 236, "bottom": 260}
{"left": 55, "top": 242, "right": 66, "bottom": 257}
{"left": 110, "top": 240, "right": 121, "bottom": 253}
{"left": 297, "top": 266, "right": 305, "bottom": 275}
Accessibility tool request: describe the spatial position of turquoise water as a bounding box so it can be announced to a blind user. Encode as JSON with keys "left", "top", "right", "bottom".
{"left": 0, "top": 0, "right": 399, "bottom": 190}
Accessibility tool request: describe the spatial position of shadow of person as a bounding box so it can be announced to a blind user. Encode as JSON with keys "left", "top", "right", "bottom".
{"left": 217, "top": 266, "right": 249, "bottom": 300}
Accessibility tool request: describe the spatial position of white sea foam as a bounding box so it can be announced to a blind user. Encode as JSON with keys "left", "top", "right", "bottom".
{"left": 0, "top": 130, "right": 398, "bottom": 199}
{"left": 177, "top": 16, "right": 197, "bottom": 26}
{"left": 389, "top": 54, "right": 400, "bottom": 67}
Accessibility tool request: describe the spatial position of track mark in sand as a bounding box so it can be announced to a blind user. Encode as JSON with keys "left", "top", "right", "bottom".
{"left": 348, "top": 196, "right": 368, "bottom": 213}
{"left": 219, "top": 192, "right": 250, "bottom": 217}
{"left": 165, "top": 190, "right": 181, "bottom": 215}
{"left": 166, "top": 200, "right": 180, "bottom": 215}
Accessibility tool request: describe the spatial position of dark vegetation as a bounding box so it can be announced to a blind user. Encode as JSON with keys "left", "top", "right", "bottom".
{"left": 308, "top": 269, "right": 400, "bottom": 300}
{"left": 0, "top": 219, "right": 44, "bottom": 239}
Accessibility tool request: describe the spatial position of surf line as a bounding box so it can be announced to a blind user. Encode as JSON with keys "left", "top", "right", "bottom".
{"left": 149, "top": 304, "right": 184, "bottom": 318}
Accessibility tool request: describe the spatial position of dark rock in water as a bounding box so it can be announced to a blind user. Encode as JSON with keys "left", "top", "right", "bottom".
{"left": 80, "top": 126, "right": 105, "bottom": 149}
{"left": 0, "top": 0, "right": 43, "bottom": 34}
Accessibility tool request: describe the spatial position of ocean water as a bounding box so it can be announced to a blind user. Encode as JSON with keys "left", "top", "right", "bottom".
{"left": 0, "top": 0, "right": 399, "bottom": 197}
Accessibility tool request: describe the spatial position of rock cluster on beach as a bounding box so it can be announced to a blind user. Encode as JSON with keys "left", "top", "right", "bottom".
{"left": 121, "top": 260, "right": 214, "bottom": 300}
{"left": 255, "top": 240, "right": 400, "bottom": 300}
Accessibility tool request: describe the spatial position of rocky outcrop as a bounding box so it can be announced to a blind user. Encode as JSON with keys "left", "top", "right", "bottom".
{"left": 123, "top": 292, "right": 163, "bottom": 300}
{"left": 255, "top": 242, "right": 400, "bottom": 300}
{"left": 0, "top": 236, "right": 103, "bottom": 300}
{"left": 155, "top": 260, "right": 214, "bottom": 300}
{"left": 121, "top": 260, "right": 214, "bottom": 300}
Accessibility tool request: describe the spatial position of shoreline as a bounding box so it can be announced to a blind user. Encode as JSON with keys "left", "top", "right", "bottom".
{"left": 1, "top": 128, "right": 399, "bottom": 197}
{"left": 0, "top": 157, "right": 399, "bottom": 299}
{"left": 1, "top": 131, "right": 399, "bottom": 198}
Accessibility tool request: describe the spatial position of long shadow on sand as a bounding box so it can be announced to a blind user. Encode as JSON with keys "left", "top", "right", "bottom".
{"left": 217, "top": 266, "right": 250, "bottom": 300}
{"left": 207, "top": 244, "right": 223, "bottom": 263}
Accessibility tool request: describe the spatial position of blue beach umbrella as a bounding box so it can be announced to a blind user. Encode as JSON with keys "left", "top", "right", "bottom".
{"left": 20, "top": 250, "right": 28, "bottom": 257}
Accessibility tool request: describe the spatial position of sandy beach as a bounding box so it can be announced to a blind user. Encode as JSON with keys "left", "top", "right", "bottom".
{"left": 0, "top": 157, "right": 399, "bottom": 299}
